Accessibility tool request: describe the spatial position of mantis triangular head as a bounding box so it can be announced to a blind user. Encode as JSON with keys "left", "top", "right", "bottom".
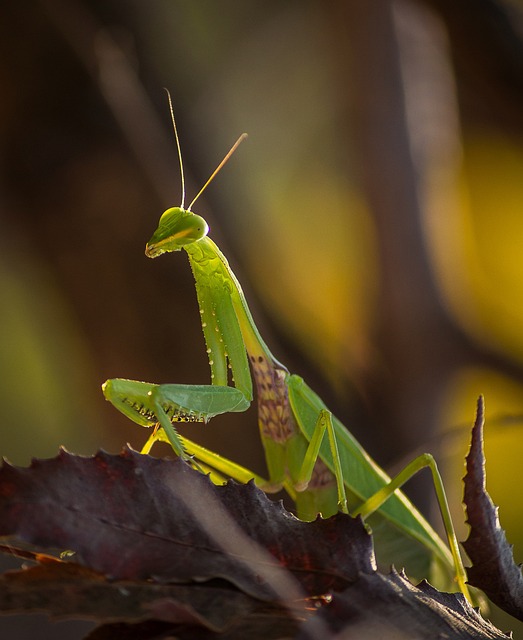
{"left": 145, "top": 207, "right": 209, "bottom": 257}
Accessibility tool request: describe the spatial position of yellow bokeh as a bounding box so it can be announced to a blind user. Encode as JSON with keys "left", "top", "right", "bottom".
{"left": 433, "top": 132, "right": 523, "bottom": 364}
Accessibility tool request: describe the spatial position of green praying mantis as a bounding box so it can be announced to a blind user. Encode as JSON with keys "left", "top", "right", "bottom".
{"left": 102, "top": 95, "right": 470, "bottom": 600}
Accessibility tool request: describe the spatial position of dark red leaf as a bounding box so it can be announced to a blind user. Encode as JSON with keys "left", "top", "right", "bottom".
{"left": 463, "top": 396, "right": 523, "bottom": 621}
{"left": 1, "top": 558, "right": 509, "bottom": 640}
{"left": 0, "top": 559, "right": 295, "bottom": 634}
{"left": 85, "top": 614, "right": 300, "bottom": 640}
{"left": 299, "top": 569, "right": 509, "bottom": 639}
{"left": 0, "top": 448, "right": 374, "bottom": 600}
{"left": 0, "top": 445, "right": 512, "bottom": 639}
{"left": 85, "top": 621, "right": 177, "bottom": 640}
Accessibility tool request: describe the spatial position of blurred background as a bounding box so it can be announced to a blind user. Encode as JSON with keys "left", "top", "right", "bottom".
{"left": 2, "top": 0, "right": 523, "bottom": 636}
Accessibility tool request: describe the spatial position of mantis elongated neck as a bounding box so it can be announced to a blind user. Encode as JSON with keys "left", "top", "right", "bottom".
{"left": 185, "top": 236, "right": 286, "bottom": 371}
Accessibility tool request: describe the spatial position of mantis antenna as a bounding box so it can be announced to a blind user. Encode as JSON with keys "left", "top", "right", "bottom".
{"left": 165, "top": 88, "right": 186, "bottom": 210}
{"left": 164, "top": 88, "right": 247, "bottom": 213}
{"left": 188, "top": 132, "right": 248, "bottom": 211}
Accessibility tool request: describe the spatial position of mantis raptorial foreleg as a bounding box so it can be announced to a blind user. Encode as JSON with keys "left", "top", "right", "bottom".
{"left": 102, "top": 378, "right": 249, "bottom": 459}
{"left": 103, "top": 93, "right": 471, "bottom": 599}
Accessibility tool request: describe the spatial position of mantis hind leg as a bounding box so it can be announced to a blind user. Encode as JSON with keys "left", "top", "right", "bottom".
{"left": 295, "top": 409, "right": 349, "bottom": 515}
{"left": 289, "top": 400, "right": 470, "bottom": 600}
{"left": 354, "top": 453, "right": 470, "bottom": 600}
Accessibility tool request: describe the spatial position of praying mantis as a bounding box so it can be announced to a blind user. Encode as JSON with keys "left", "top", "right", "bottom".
{"left": 102, "top": 95, "right": 470, "bottom": 599}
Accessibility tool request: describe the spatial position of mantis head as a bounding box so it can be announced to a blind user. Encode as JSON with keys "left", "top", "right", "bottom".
{"left": 145, "top": 207, "right": 209, "bottom": 258}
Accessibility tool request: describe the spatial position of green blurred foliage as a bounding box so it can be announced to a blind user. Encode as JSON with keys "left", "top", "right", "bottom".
{"left": 0, "top": 240, "right": 101, "bottom": 463}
